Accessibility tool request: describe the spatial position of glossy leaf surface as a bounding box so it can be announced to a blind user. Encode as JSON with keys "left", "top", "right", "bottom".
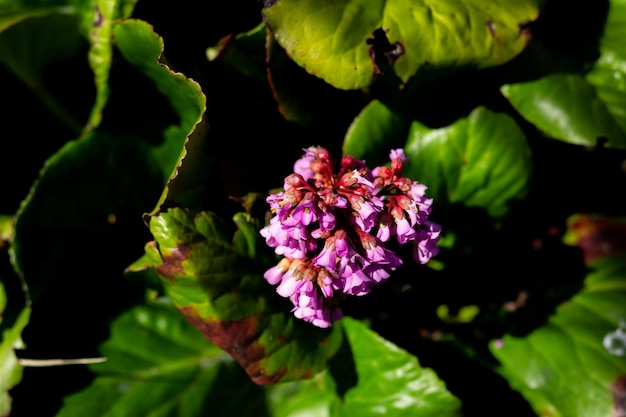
{"left": 501, "top": 0, "right": 626, "bottom": 149}
{"left": 263, "top": 0, "right": 540, "bottom": 90}
{"left": 338, "top": 317, "right": 461, "bottom": 416}
{"left": 403, "top": 107, "right": 531, "bottom": 218}
{"left": 144, "top": 207, "right": 342, "bottom": 385}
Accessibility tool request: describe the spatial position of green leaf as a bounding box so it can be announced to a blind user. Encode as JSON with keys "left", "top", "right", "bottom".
{"left": 144, "top": 207, "right": 342, "bottom": 384}
{"left": 0, "top": 282, "right": 30, "bottom": 417}
{"left": 112, "top": 19, "right": 206, "bottom": 185}
{"left": 403, "top": 106, "right": 532, "bottom": 218}
{"left": 263, "top": 0, "right": 540, "bottom": 90}
{"left": 84, "top": 0, "right": 139, "bottom": 129}
{"left": 10, "top": 19, "right": 205, "bottom": 300}
{"left": 585, "top": 0, "right": 626, "bottom": 136}
{"left": 337, "top": 317, "right": 462, "bottom": 416}
{"left": 56, "top": 299, "right": 269, "bottom": 417}
{"left": 0, "top": 215, "right": 13, "bottom": 245}
{"left": 343, "top": 99, "right": 410, "bottom": 167}
{"left": 501, "top": 0, "right": 626, "bottom": 149}
{"left": 264, "top": 318, "right": 462, "bottom": 417}
{"left": 264, "top": 371, "right": 338, "bottom": 417}
{"left": 501, "top": 74, "right": 626, "bottom": 148}
{"left": 491, "top": 252, "right": 626, "bottom": 416}
{"left": 55, "top": 301, "right": 459, "bottom": 416}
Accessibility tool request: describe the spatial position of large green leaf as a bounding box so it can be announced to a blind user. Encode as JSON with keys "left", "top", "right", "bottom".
{"left": 491, "top": 215, "right": 626, "bottom": 417}
{"left": 403, "top": 106, "right": 532, "bottom": 218}
{"left": 338, "top": 317, "right": 461, "bottom": 416}
{"left": 10, "top": 19, "right": 205, "bottom": 300}
{"left": 263, "top": 0, "right": 540, "bottom": 90}
{"left": 56, "top": 299, "right": 268, "bottom": 417}
{"left": 144, "top": 207, "right": 342, "bottom": 384}
{"left": 0, "top": 282, "right": 30, "bottom": 417}
{"left": 501, "top": 0, "right": 626, "bottom": 149}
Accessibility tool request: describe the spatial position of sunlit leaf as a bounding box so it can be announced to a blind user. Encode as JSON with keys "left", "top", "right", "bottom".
{"left": 501, "top": 0, "right": 626, "bottom": 149}
{"left": 84, "top": 0, "right": 139, "bottom": 129}
{"left": 144, "top": 207, "right": 342, "bottom": 384}
{"left": 264, "top": 317, "right": 462, "bottom": 416}
{"left": 0, "top": 215, "right": 13, "bottom": 246}
{"left": 263, "top": 0, "right": 540, "bottom": 90}
{"left": 501, "top": 74, "right": 626, "bottom": 148}
{"left": 403, "top": 106, "right": 532, "bottom": 218}
{"left": 264, "top": 371, "right": 338, "bottom": 417}
{"left": 337, "top": 317, "right": 462, "bottom": 416}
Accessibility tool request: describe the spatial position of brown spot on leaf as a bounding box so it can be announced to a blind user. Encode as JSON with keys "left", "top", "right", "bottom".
{"left": 155, "top": 243, "right": 190, "bottom": 281}
{"left": 180, "top": 306, "right": 286, "bottom": 385}
{"left": 612, "top": 376, "right": 626, "bottom": 417}
{"left": 567, "top": 214, "right": 626, "bottom": 264}
{"left": 486, "top": 20, "right": 496, "bottom": 38}
{"left": 93, "top": 5, "right": 103, "bottom": 28}
{"left": 519, "top": 20, "right": 534, "bottom": 43}
{"left": 367, "top": 28, "right": 405, "bottom": 75}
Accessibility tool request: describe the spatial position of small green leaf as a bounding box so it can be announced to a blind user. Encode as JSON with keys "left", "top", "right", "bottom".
{"left": 206, "top": 22, "right": 267, "bottom": 82}
{"left": 145, "top": 207, "right": 342, "bottom": 384}
{"left": 263, "top": 0, "right": 540, "bottom": 90}
{"left": 491, "top": 225, "right": 626, "bottom": 417}
{"left": 563, "top": 214, "right": 626, "bottom": 265}
{"left": 0, "top": 215, "right": 13, "bottom": 245}
{"left": 343, "top": 99, "right": 410, "bottom": 167}
{"left": 404, "top": 106, "right": 532, "bottom": 218}
{"left": 56, "top": 299, "right": 268, "bottom": 417}
{"left": 338, "top": 317, "right": 461, "bottom": 416}
{"left": 0, "top": 282, "right": 30, "bottom": 417}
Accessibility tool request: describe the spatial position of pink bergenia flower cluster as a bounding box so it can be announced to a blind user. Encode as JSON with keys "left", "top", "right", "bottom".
{"left": 260, "top": 146, "right": 441, "bottom": 328}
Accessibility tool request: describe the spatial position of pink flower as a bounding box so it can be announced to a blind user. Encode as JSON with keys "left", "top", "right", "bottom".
{"left": 260, "top": 146, "right": 441, "bottom": 328}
